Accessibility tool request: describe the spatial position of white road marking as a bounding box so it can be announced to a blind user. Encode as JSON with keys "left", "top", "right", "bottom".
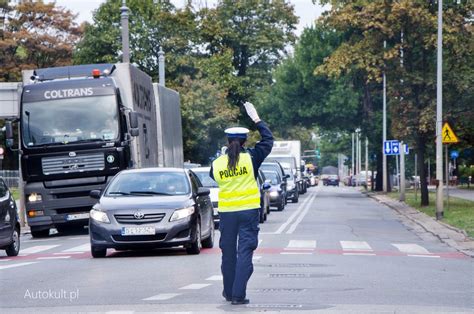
{"left": 280, "top": 252, "right": 313, "bottom": 255}
{"left": 283, "top": 248, "right": 314, "bottom": 251}
{"left": 408, "top": 254, "right": 440, "bottom": 258}
{"left": 19, "top": 244, "right": 60, "bottom": 255}
{"left": 392, "top": 243, "right": 430, "bottom": 254}
{"left": 54, "top": 252, "right": 84, "bottom": 255}
{"left": 343, "top": 253, "right": 376, "bottom": 256}
{"left": 179, "top": 283, "right": 211, "bottom": 290}
{"left": 0, "top": 259, "right": 12, "bottom": 262}
{"left": 274, "top": 193, "right": 314, "bottom": 234}
{"left": 0, "top": 262, "right": 38, "bottom": 270}
{"left": 105, "top": 311, "right": 135, "bottom": 314}
{"left": 286, "top": 192, "right": 319, "bottom": 234}
{"left": 206, "top": 275, "right": 223, "bottom": 281}
{"left": 62, "top": 243, "right": 90, "bottom": 252}
{"left": 143, "top": 293, "right": 181, "bottom": 301}
{"left": 287, "top": 240, "right": 317, "bottom": 249}
{"left": 340, "top": 241, "right": 373, "bottom": 251}
{"left": 23, "top": 238, "right": 59, "bottom": 243}
{"left": 258, "top": 239, "right": 263, "bottom": 246}
{"left": 253, "top": 256, "right": 262, "bottom": 260}
{"left": 37, "top": 256, "right": 71, "bottom": 260}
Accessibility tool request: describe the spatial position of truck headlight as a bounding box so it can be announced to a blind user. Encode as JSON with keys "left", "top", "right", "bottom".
{"left": 170, "top": 206, "right": 195, "bottom": 222}
{"left": 90, "top": 209, "right": 110, "bottom": 224}
{"left": 28, "top": 193, "right": 42, "bottom": 203}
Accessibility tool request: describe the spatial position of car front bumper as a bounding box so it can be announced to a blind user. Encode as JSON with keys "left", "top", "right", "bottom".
{"left": 89, "top": 215, "right": 197, "bottom": 250}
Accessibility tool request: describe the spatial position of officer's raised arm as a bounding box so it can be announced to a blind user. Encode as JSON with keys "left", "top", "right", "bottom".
{"left": 243, "top": 102, "right": 274, "bottom": 168}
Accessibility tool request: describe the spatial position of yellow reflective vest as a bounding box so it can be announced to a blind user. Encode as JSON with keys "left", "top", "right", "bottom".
{"left": 212, "top": 152, "right": 261, "bottom": 212}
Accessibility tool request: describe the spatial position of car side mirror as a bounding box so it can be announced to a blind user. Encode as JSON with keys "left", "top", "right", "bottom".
{"left": 129, "top": 111, "right": 139, "bottom": 129}
{"left": 89, "top": 190, "right": 101, "bottom": 199}
{"left": 284, "top": 174, "right": 290, "bottom": 179}
{"left": 130, "top": 128, "right": 139, "bottom": 137}
{"left": 197, "top": 187, "right": 210, "bottom": 196}
{"left": 262, "top": 182, "right": 271, "bottom": 190}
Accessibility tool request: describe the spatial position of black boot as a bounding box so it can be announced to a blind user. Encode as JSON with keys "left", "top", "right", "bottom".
{"left": 231, "top": 298, "right": 249, "bottom": 305}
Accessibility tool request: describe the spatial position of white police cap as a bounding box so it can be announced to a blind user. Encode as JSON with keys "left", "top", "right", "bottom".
{"left": 225, "top": 127, "right": 249, "bottom": 139}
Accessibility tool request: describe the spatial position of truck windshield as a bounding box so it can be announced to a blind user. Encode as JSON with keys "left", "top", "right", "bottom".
{"left": 22, "top": 95, "right": 119, "bottom": 147}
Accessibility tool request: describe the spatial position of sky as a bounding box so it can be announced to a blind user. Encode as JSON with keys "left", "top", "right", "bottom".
{"left": 50, "top": 0, "right": 328, "bottom": 36}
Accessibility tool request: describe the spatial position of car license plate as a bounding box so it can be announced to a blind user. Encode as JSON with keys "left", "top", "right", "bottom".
{"left": 66, "top": 213, "right": 90, "bottom": 221}
{"left": 121, "top": 226, "right": 155, "bottom": 236}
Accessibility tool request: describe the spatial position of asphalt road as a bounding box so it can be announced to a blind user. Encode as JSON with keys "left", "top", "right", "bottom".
{"left": 1, "top": 185, "right": 472, "bottom": 313}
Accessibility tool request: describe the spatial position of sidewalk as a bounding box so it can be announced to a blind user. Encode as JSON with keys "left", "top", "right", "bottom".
{"left": 366, "top": 192, "right": 474, "bottom": 258}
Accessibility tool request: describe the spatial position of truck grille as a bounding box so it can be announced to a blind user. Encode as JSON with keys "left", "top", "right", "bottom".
{"left": 114, "top": 213, "right": 166, "bottom": 224}
{"left": 42, "top": 153, "right": 105, "bottom": 175}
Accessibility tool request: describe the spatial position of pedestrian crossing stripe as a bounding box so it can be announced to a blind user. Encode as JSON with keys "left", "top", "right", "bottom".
{"left": 442, "top": 122, "right": 459, "bottom": 144}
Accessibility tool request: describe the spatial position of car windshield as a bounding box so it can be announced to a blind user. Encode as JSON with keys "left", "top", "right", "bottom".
{"left": 105, "top": 171, "right": 190, "bottom": 196}
{"left": 193, "top": 171, "right": 218, "bottom": 188}
{"left": 263, "top": 171, "right": 280, "bottom": 184}
{"left": 22, "top": 95, "right": 119, "bottom": 147}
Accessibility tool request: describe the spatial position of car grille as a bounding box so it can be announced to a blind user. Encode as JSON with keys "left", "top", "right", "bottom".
{"left": 42, "top": 153, "right": 105, "bottom": 175}
{"left": 114, "top": 213, "right": 166, "bottom": 224}
{"left": 112, "top": 234, "right": 167, "bottom": 242}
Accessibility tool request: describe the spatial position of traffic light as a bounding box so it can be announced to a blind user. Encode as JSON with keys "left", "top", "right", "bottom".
{"left": 315, "top": 149, "right": 321, "bottom": 159}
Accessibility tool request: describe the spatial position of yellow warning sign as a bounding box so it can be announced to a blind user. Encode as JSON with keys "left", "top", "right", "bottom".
{"left": 442, "top": 122, "right": 459, "bottom": 144}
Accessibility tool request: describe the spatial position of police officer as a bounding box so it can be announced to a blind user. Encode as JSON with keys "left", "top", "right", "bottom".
{"left": 210, "top": 102, "right": 273, "bottom": 305}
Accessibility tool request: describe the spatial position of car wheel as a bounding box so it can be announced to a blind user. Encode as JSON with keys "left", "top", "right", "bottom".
{"left": 31, "top": 228, "right": 49, "bottom": 238}
{"left": 277, "top": 201, "right": 284, "bottom": 211}
{"left": 5, "top": 227, "right": 20, "bottom": 256}
{"left": 186, "top": 221, "right": 202, "bottom": 255}
{"left": 293, "top": 193, "right": 299, "bottom": 203}
{"left": 266, "top": 204, "right": 271, "bottom": 216}
{"left": 202, "top": 219, "right": 214, "bottom": 249}
{"left": 91, "top": 245, "right": 107, "bottom": 258}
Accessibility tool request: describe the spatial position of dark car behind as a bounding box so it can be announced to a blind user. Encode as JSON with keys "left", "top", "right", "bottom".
{"left": 0, "top": 178, "right": 20, "bottom": 256}
{"left": 89, "top": 168, "right": 214, "bottom": 257}
{"left": 262, "top": 170, "right": 286, "bottom": 211}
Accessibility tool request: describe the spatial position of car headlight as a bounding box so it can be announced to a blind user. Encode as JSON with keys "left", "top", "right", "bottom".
{"left": 170, "top": 206, "right": 195, "bottom": 222}
{"left": 28, "top": 193, "right": 42, "bottom": 203}
{"left": 269, "top": 191, "right": 279, "bottom": 197}
{"left": 90, "top": 209, "right": 110, "bottom": 224}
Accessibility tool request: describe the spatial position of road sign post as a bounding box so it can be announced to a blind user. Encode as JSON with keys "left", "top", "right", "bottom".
{"left": 400, "top": 142, "right": 406, "bottom": 202}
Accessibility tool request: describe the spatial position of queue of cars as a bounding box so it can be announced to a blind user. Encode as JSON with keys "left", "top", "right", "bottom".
{"left": 0, "top": 160, "right": 315, "bottom": 258}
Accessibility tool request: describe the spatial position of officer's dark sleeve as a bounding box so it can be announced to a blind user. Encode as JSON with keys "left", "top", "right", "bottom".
{"left": 249, "top": 121, "right": 274, "bottom": 171}
{"left": 209, "top": 165, "right": 214, "bottom": 180}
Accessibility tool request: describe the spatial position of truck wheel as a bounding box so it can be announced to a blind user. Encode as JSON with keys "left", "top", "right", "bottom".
{"left": 5, "top": 227, "right": 20, "bottom": 256}
{"left": 202, "top": 219, "right": 214, "bottom": 249}
{"left": 186, "top": 222, "right": 202, "bottom": 255}
{"left": 31, "top": 228, "right": 49, "bottom": 238}
{"left": 91, "top": 245, "right": 107, "bottom": 258}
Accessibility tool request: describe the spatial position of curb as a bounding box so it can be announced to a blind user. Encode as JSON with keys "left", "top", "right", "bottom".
{"left": 366, "top": 192, "right": 474, "bottom": 258}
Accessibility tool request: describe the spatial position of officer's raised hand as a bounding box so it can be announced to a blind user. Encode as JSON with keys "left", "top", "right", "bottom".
{"left": 243, "top": 102, "right": 261, "bottom": 124}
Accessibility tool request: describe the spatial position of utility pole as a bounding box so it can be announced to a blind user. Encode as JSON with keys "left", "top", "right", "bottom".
{"left": 435, "top": 0, "right": 444, "bottom": 219}
{"left": 121, "top": 0, "right": 130, "bottom": 63}
{"left": 382, "top": 40, "right": 388, "bottom": 192}
{"left": 365, "top": 137, "right": 369, "bottom": 191}
{"left": 358, "top": 134, "right": 362, "bottom": 177}
{"left": 352, "top": 133, "right": 355, "bottom": 176}
{"left": 355, "top": 131, "right": 359, "bottom": 175}
{"left": 400, "top": 142, "right": 406, "bottom": 202}
{"left": 415, "top": 153, "right": 418, "bottom": 202}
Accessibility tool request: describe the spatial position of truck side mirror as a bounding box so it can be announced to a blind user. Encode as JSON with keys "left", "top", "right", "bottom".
{"left": 130, "top": 128, "right": 139, "bottom": 137}
{"left": 129, "top": 111, "right": 139, "bottom": 129}
{"left": 5, "top": 121, "right": 14, "bottom": 148}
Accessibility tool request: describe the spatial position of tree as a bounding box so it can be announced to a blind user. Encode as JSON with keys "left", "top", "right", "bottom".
{"left": 315, "top": 0, "right": 474, "bottom": 205}
{"left": 199, "top": 0, "right": 299, "bottom": 105}
{"left": 0, "top": 0, "right": 82, "bottom": 82}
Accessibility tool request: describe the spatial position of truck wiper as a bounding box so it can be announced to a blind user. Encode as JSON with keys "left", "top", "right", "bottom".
{"left": 129, "top": 191, "right": 173, "bottom": 196}
{"left": 68, "top": 139, "right": 106, "bottom": 144}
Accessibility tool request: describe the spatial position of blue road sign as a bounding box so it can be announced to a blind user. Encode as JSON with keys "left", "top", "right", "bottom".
{"left": 384, "top": 140, "right": 400, "bottom": 155}
{"left": 450, "top": 150, "right": 459, "bottom": 159}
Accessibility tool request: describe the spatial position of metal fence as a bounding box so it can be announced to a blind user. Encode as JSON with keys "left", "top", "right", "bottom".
{"left": 0, "top": 170, "right": 20, "bottom": 188}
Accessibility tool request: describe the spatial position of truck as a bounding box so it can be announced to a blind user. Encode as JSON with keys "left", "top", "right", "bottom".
{"left": 3, "top": 63, "right": 183, "bottom": 237}
{"left": 266, "top": 141, "right": 306, "bottom": 194}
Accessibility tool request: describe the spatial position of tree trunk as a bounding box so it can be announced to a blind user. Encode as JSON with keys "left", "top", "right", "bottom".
{"left": 417, "top": 135, "right": 429, "bottom": 206}
{"left": 375, "top": 151, "right": 383, "bottom": 191}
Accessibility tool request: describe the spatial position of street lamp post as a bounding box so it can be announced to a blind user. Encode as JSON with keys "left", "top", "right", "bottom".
{"left": 382, "top": 40, "right": 387, "bottom": 192}
{"left": 121, "top": 0, "right": 130, "bottom": 63}
{"left": 435, "top": 0, "right": 444, "bottom": 219}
